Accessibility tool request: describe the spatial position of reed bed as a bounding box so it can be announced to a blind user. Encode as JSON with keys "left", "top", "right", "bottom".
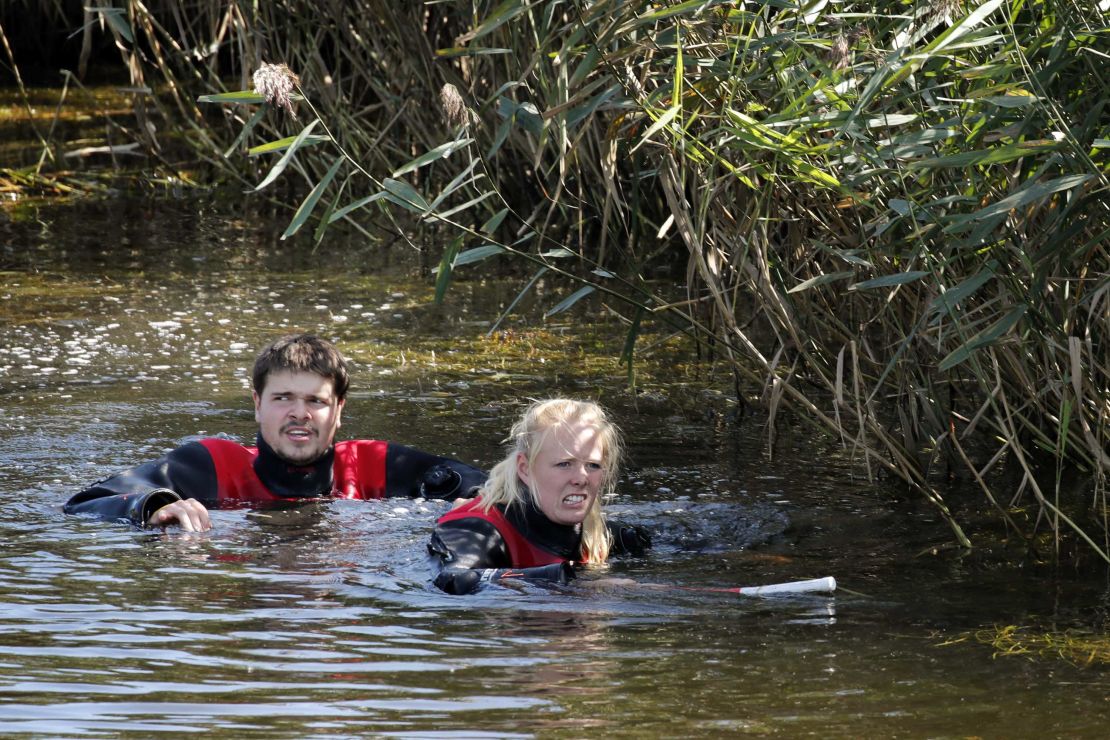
{"left": 11, "top": 0, "right": 1108, "bottom": 557}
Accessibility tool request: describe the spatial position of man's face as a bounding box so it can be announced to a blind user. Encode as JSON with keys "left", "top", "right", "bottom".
{"left": 253, "top": 370, "right": 345, "bottom": 465}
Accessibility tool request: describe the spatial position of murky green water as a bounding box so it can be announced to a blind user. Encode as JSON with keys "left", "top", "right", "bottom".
{"left": 2, "top": 195, "right": 1109, "bottom": 737}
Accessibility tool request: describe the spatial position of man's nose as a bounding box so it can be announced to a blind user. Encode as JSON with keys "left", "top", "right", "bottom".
{"left": 288, "top": 399, "right": 309, "bottom": 418}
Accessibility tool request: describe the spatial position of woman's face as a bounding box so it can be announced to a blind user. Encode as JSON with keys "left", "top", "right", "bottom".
{"left": 517, "top": 420, "right": 605, "bottom": 526}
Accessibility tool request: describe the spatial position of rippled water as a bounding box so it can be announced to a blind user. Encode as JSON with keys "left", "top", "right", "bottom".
{"left": 2, "top": 196, "right": 1109, "bottom": 737}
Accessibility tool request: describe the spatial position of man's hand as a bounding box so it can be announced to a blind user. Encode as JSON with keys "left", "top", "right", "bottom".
{"left": 146, "top": 499, "right": 211, "bottom": 531}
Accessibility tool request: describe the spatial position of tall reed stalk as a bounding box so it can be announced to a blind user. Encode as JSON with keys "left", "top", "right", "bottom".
{"left": 46, "top": 0, "right": 1109, "bottom": 557}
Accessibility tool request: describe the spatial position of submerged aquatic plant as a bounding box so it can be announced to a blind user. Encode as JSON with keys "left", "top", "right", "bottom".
{"left": 977, "top": 625, "right": 1110, "bottom": 668}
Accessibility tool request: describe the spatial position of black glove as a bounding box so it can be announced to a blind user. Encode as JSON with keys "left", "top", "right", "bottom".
{"left": 419, "top": 464, "right": 463, "bottom": 499}
{"left": 499, "top": 561, "right": 576, "bottom": 585}
{"left": 611, "top": 524, "right": 652, "bottom": 556}
{"left": 434, "top": 561, "right": 576, "bottom": 595}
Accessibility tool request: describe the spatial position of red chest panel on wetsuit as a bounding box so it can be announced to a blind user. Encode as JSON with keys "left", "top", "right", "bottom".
{"left": 438, "top": 498, "right": 570, "bottom": 568}
{"left": 200, "top": 438, "right": 389, "bottom": 506}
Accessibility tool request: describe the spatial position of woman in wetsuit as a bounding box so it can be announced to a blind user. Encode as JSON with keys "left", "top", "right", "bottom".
{"left": 428, "top": 398, "right": 649, "bottom": 594}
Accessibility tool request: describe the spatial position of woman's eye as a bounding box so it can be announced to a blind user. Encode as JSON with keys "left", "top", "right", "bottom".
{"left": 587, "top": 462, "right": 603, "bottom": 471}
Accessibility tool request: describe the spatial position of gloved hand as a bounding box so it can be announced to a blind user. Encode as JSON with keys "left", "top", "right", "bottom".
{"left": 419, "top": 464, "right": 462, "bottom": 499}
{"left": 434, "top": 561, "right": 576, "bottom": 595}
{"left": 610, "top": 523, "right": 652, "bottom": 556}
{"left": 498, "top": 561, "right": 576, "bottom": 585}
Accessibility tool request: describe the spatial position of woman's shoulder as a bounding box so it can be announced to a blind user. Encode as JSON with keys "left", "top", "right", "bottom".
{"left": 436, "top": 496, "right": 505, "bottom": 524}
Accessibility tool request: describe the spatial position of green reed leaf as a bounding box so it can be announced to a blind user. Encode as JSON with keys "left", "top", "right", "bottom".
{"left": 967, "top": 174, "right": 1093, "bottom": 221}
{"left": 88, "top": 6, "right": 133, "bottom": 44}
{"left": 452, "top": 244, "right": 505, "bottom": 268}
{"left": 849, "top": 271, "right": 929, "bottom": 291}
{"left": 328, "top": 192, "right": 389, "bottom": 223}
{"left": 545, "top": 286, "right": 596, "bottom": 318}
{"left": 282, "top": 155, "right": 343, "bottom": 240}
{"left": 788, "top": 271, "right": 855, "bottom": 294}
{"left": 481, "top": 208, "right": 509, "bottom": 235}
{"left": 382, "top": 177, "right": 430, "bottom": 213}
{"left": 938, "top": 305, "right": 1029, "bottom": 371}
{"left": 198, "top": 90, "right": 266, "bottom": 104}
{"left": 488, "top": 267, "right": 548, "bottom": 336}
{"left": 252, "top": 119, "right": 323, "bottom": 192}
{"left": 434, "top": 234, "right": 465, "bottom": 304}
{"left": 392, "top": 138, "right": 474, "bottom": 178}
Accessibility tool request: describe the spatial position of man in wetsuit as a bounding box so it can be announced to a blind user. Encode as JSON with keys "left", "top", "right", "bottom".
{"left": 64, "top": 334, "right": 486, "bottom": 531}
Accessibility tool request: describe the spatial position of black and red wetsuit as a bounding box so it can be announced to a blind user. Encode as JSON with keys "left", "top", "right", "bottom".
{"left": 427, "top": 494, "right": 650, "bottom": 594}
{"left": 64, "top": 434, "right": 486, "bottom": 526}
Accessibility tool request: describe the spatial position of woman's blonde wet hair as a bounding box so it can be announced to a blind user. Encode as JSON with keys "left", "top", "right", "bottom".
{"left": 478, "top": 398, "right": 623, "bottom": 564}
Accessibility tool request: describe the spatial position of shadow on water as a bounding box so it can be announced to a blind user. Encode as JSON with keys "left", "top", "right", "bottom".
{"left": 2, "top": 195, "right": 1110, "bottom": 737}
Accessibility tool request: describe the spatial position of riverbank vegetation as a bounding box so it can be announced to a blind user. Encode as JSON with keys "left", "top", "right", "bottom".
{"left": 5, "top": 1, "right": 1108, "bottom": 559}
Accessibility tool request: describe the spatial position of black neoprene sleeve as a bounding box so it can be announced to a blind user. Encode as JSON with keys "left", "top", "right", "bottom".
{"left": 63, "top": 441, "right": 217, "bottom": 525}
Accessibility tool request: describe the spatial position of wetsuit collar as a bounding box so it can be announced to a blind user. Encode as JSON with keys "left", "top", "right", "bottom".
{"left": 501, "top": 489, "right": 582, "bottom": 560}
{"left": 252, "top": 433, "right": 335, "bottom": 498}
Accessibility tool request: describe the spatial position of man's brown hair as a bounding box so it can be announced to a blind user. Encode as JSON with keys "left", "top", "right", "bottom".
{"left": 252, "top": 334, "right": 351, "bottom": 401}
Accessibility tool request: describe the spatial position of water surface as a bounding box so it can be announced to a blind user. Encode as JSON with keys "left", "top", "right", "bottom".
{"left": 1, "top": 196, "right": 1108, "bottom": 737}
